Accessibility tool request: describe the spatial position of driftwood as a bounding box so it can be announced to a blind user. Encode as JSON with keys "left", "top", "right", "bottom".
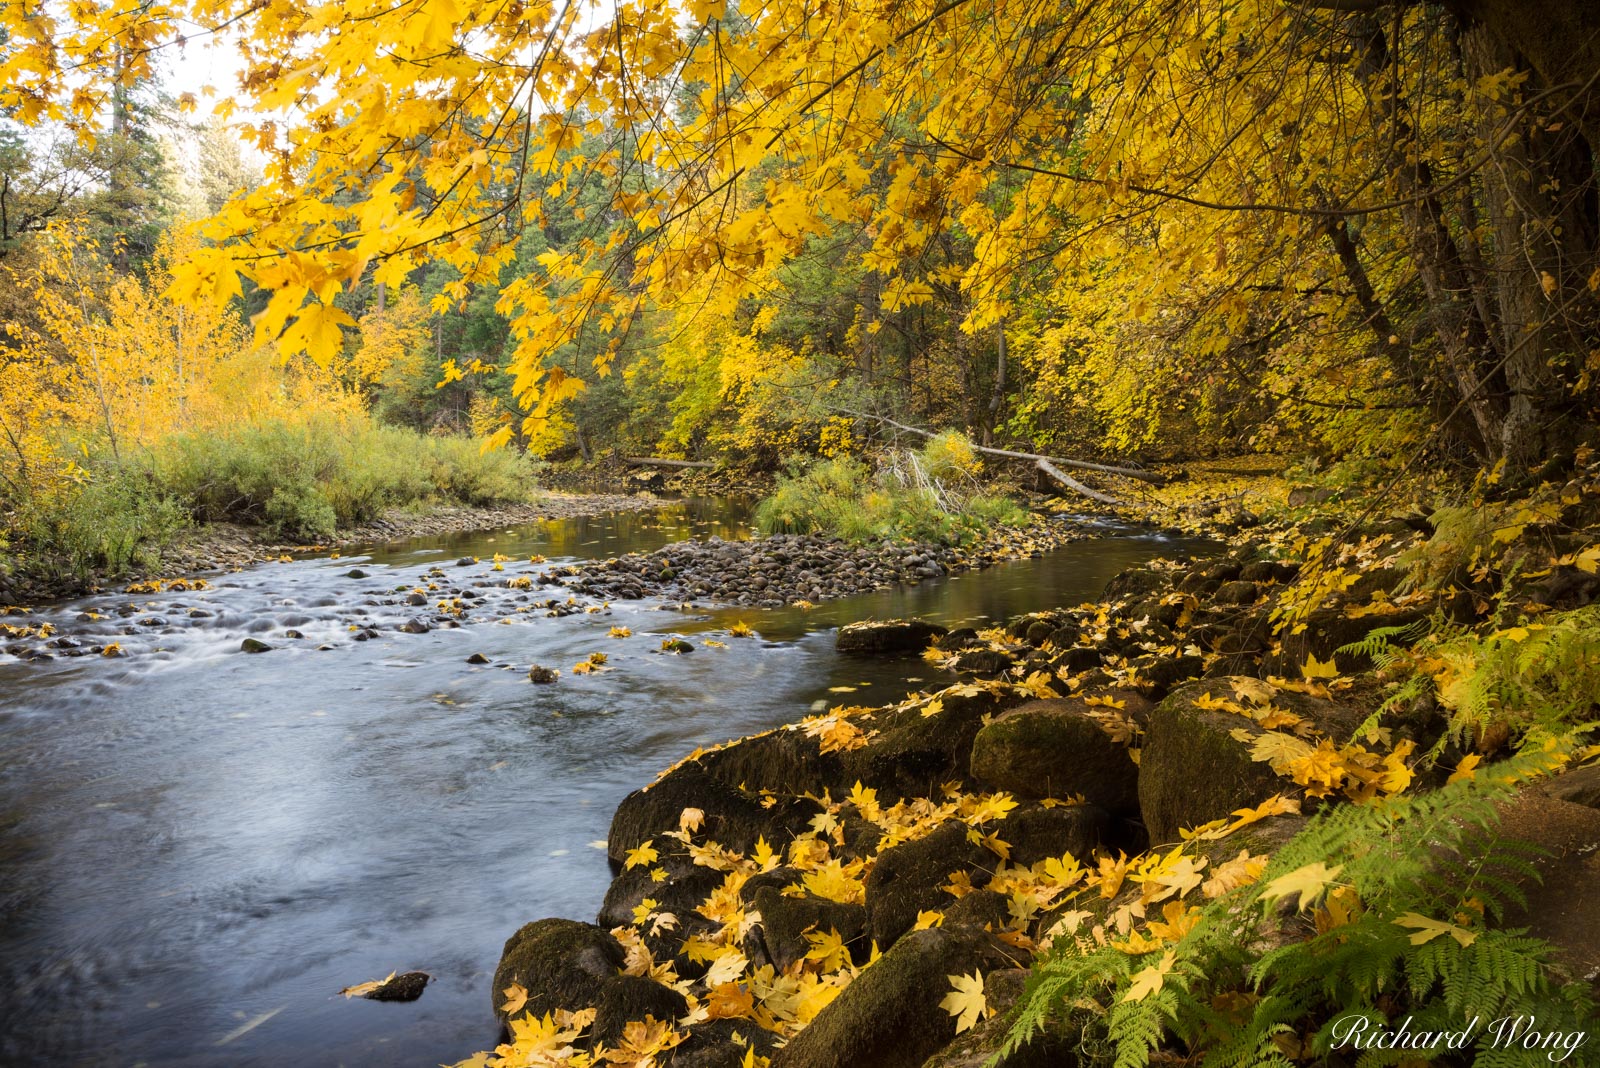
{"left": 837, "top": 409, "right": 1164, "bottom": 484}
{"left": 624, "top": 456, "right": 716, "bottom": 470}
{"left": 1036, "top": 459, "right": 1124, "bottom": 506}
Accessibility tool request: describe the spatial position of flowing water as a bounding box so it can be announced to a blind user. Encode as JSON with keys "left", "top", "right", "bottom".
{"left": 0, "top": 497, "right": 1214, "bottom": 1067}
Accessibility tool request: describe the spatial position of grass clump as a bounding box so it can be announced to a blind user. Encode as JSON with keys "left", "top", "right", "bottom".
{"left": 754, "top": 432, "right": 1031, "bottom": 545}
{"left": 156, "top": 415, "right": 538, "bottom": 540}
{"left": 3, "top": 414, "right": 539, "bottom": 581}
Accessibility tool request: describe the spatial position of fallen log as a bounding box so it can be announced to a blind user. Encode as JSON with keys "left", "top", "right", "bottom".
{"left": 837, "top": 409, "right": 1165, "bottom": 484}
{"left": 1036, "top": 458, "right": 1124, "bottom": 506}
{"left": 624, "top": 456, "right": 716, "bottom": 469}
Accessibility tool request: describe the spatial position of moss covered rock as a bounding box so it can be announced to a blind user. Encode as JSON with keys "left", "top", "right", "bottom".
{"left": 490, "top": 918, "right": 624, "bottom": 1025}
{"left": 1139, "top": 678, "right": 1369, "bottom": 844}
{"left": 968, "top": 698, "right": 1139, "bottom": 812}
{"left": 865, "top": 821, "right": 994, "bottom": 949}
{"left": 752, "top": 886, "right": 869, "bottom": 971}
{"left": 837, "top": 618, "right": 948, "bottom": 656}
{"left": 771, "top": 927, "right": 1025, "bottom": 1068}
{"left": 1000, "top": 802, "right": 1113, "bottom": 866}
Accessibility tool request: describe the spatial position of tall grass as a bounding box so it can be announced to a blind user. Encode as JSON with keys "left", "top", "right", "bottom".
{"left": 3, "top": 414, "right": 539, "bottom": 581}
{"left": 755, "top": 433, "right": 1031, "bottom": 545}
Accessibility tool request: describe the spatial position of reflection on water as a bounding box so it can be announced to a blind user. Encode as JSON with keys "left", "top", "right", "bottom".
{"left": 0, "top": 497, "right": 1213, "bottom": 1066}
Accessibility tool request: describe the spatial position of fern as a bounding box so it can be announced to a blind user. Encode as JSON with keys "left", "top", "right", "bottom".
{"left": 996, "top": 741, "right": 1596, "bottom": 1068}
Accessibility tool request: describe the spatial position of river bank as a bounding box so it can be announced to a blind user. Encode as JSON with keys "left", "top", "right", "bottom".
{"left": 464, "top": 463, "right": 1600, "bottom": 1068}
{"left": 0, "top": 492, "right": 664, "bottom": 606}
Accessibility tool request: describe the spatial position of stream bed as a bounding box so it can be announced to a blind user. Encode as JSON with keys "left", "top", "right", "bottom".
{"left": 0, "top": 497, "right": 1214, "bottom": 1067}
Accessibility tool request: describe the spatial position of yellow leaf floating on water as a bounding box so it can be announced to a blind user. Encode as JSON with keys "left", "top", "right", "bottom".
{"left": 608, "top": 626, "right": 632, "bottom": 638}
{"left": 339, "top": 971, "right": 396, "bottom": 998}
{"left": 940, "top": 970, "right": 987, "bottom": 1032}
{"left": 728, "top": 621, "right": 755, "bottom": 637}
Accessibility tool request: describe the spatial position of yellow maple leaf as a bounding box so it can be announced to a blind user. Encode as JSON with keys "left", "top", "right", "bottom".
{"left": 1394, "top": 912, "right": 1478, "bottom": 947}
{"left": 625, "top": 840, "right": 659, "bottom": 870}
{"left": 939, "top": 971, "right": 987, "bottom": 1032}
{"left": 500, "top": 982, "right": 529, "bottom": 1015}
{"left": 1123, "top": 951, "right": 1176, "bottom": 1003}
{"left": 1261, "top": 862, "right": 1344, "bottom": 912}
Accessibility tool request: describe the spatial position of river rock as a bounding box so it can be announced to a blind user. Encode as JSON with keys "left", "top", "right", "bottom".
{"left": 529, "top": 664, "right": 559, "bottom": 683}
{"left": 240, "top": 637, "right": 273, "bottom": 653}
{"left": 466, "top": 652, "right": 490, "bottom": 664}
{"left": 836, "top": 619, "right": 948, "bottom": 656}
{"left": 607, "top": 761, "right": 823, "bottom": 862}
{"left": 1000, "top": 802, "right": 1114, "bottom": 866}
{"left": 770, "top": 927, "right": 1024, "bottom": 1068}
{"left": 751, "top": 886, "right": 868, "bottom": 972}
{"left": 920, "top": 969, "right": 1079, "bottom": 1068}
{"left": 968, "top": 697, "right": 1141, "bottom": 812}
{"left": 1541, "top": 764, "right": 1600, "bottom": 810}
{"left": 1261, "top": 604, "right": 1428, "bottom": 678}
{"left": 1139, "top": 678, "right": 1364, "bottom": 844}
{"left": 398, "top": 618, "right": 430, "bottom": 634}
{"left": 1485, "top": 788, "right": 1600, "bottom": 982}
{"left": 491, "top": 919, "right": 687, "bottom": 1046}
{"left": 864, "top": 821, "right": 994, "bottom": 950}
{"left": 356, "top": 970, "right": 430, "bottom": 1002}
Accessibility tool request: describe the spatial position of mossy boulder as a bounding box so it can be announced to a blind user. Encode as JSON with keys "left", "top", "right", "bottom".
{"left": 1261, "top": 604, "right": 1428, "bottom": 678}
{"left": 1139, "top": 679, "right": 1363, "bottom": 844}
{"left": 837, "top": 618, "right": 948, "bottom": 656}
{"left": 920, "top": 968, "right": 1080, "bottom": 1068}
{"left": 608, "top": 760, "right": 822, "bottom": 861}
{"left": 843, "top": 689, "right": 1028, "bottom": 797}
{"left": 1000, "top": 802, "right": 1113, "bottom": 866}
{"left": 752, "top": 886, "right": 868, "bottom": 971}
{"left": 968, "top": 698, "right": 1140, "bottom": 812}
{"left": 1481, "top": 790, "right": 1600, "bottom": 983}
{"left": 770, "top": 927, "right": 1024, "bottom": 1068}
{"left": 864, "top": 821, "right": 994, "bottom": 949}
{"left": 491, "top": 918, "right": 689, "bottom": 1047}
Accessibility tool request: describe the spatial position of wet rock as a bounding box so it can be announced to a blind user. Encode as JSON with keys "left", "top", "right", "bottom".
{"left": 1001, "top": 803, "right": 1114, "bottom": 866}
{"left": 354, "top": 970, "right": 430, "bottom": 1002}
{"left": 240, "top": 637, "right": 273, "bottom": 653}
{"left": 661, "top": 638, "right": 695, "bottom": 653}
{"left": 952, "top": 648, "right": 1014, "bottom": 674}
{"left": 770, "top": 927, "right": 1023, "bottom": 1068}
{"left": 528, "top": 664, "right": 559, "bottom": 683}
{"left": 1213, "top": 580, "right": 1259, "bottom": 606}
{"left": 968, "top": 698, "right": 1141, "bottom": 812}
{"left": 406, "top": 592, "right": 428, "bottom": 606}
{"left": 608, "top": 761, "right": 822, "bottom": 862}
{"left": 345, "top": 568, "right": 368, "bottom": 579}
{"left": 397, "top": 618, "right": 430, "bottom": 634}
{"left": 466, "top": 652, "right": 491, "bottom": 665}
{"left": 1140, "top": 678, "right": 1366, "bottom": 844}
{"left": 491, "top": 919, "right": 685, "bottom": 1046}
{"left": 284, "top": 629, "right": 304, "bottom": 639}
{"left": 1542, "top": 765, "right": 1600, "bottom": 810}
{"left": 752, "top": 887, "right": 868, "bottom": 971}
{"left": 864, "top": 821, "right": 993, "bottom": 950}
{"left": 836, "top": 618, "right": 948, "bottom": 656}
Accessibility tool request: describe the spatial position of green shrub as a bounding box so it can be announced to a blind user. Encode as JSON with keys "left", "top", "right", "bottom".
{"left": 10, "top": 462, "right": 188, "bottom": 578}
{"left": 754, "top": 435, "right": 1030, "bottom": 545}
{"left": 154, "top": 415, "right": 537, "bottom": 539}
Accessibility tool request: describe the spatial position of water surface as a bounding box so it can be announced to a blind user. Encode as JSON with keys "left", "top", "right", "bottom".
{"left": 0, "top": 498, "right": 1213, "bottom": 1066}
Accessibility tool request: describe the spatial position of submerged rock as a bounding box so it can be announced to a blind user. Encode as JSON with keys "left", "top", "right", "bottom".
{"left": 528, "top": 664, "right": 559, "bottom": 683}
{"left": 359, "top": 970, "right": 430, "bottom": 1002}
{"left": 239, "top": 637, "right": 273, "bottom": 653}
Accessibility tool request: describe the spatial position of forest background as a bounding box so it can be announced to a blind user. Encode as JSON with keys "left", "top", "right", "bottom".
{"left": 1, "top": 0, "right": 1596, "bottom": 578}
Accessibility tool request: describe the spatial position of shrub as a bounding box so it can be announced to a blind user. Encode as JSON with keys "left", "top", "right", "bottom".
{"left": 754, "top": 434, "right": 1030, "bottom": 545}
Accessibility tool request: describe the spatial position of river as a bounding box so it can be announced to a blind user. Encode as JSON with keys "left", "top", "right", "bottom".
{"left": 0, "top": 497, "right": 1213, "bottom": 1067}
